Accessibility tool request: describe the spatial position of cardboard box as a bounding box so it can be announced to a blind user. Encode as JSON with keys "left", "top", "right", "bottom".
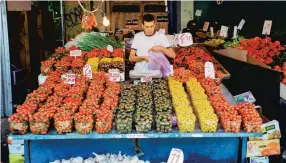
{"left": 280, "top": 82, "right": 286, "bottom": 100}
{"left": 214, "top": 47, "right": 271, "bottom": 69}
{"left": 8, "top": 144, "right": 24, "bottom": 154}
{"left": 246, "top": 139, "right": 280, "bottom": 157}
{"left": 249, "top": 120, "right": 281, "bottom": 141}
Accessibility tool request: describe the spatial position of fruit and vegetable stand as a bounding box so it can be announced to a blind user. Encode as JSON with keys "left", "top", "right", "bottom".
{"left": 9, "top": 84, "right": 262, "bottom": 163}
{"left": 8, "top": 32, "right": 265, "bottom": 163}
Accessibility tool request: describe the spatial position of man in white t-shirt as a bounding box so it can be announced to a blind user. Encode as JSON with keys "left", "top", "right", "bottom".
{"left": 129, "top": 14, "right": 176, "bottom": 71}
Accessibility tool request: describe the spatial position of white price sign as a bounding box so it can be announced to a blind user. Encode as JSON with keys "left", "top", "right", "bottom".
{"left": 178, "top": 33, "right": 193, "bottom": 47}
{"left": 195, "top": 10, "right": 202, "bottom": 16}
{"left": 108, "top": 69, "right": 121, "bottom": 82}
{"left": 210, "top": 27, "right": 214, "bottom": 37}
{"left": 233, "top": 26, "right": 238, "bottom": 39}
{"left": 262, "top": 20, "right": 272, "bottom": 35}
{"left": 204, "top": 62, "right": 215, "bottom": 79}
{"left": 141, "top": 76, "right": 152, "bottom": 83}
{"left": 107, "top": 45, "right": 114, "bottom": 53}
{"left": 220, "top": 26, "right": 228, "bottom": 37}
{"left": 70, "top": 50, "right": 82, "bottom": 57}
{"left": 203, "top": 22, "right": 209, "bottom": 32}
{"left": 238, "top": 19, "right": 245, "bottom": 30}
{"left": 62, "top": 73, "right": 76, "bottom": 84}
{"left": 167, "top": 148, "right": 184, "bottom": 163}
{"left": 83, "top": 64, "right": 93, "bottom": 79}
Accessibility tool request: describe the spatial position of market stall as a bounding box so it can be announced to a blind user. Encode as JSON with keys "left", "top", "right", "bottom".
{"left": 7, "top": 31, "right": 267, "bottom": 163}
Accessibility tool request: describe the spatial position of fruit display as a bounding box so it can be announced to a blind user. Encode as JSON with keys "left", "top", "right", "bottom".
{"left": 204, "top": 38, "right": 225, "bottom": 48}
{"left": 96, "top": 109, "right": 113, "bottom": 133}
{"left": 74, "top": 112, "right": 94, "bottom": 134}
{"left": 235, "top": 102, "right": 262, "bottom": 132}
{"left": 87, "top": 57, "right": 100, "bottom": 72}
{"left": 237, "top": 37, "right": 284, "bottom": 64}
{"left": 223, "top": 36, "right": 245, "bottom": 48}
{"left": 155, "top": 112, "right": 172, "bottom": 133}
{"left": 116, "top": 112, "right": 133, "bottom": 133}
{"left": 99, "top": 58, "right": 112, "bottom": 72}
{"left": 173, "top": 67, "right": 192, "bottom": 83}
{"left": 186, "top": 78, "right": 208, "bottom": 100}
{"left": 173, "top": 46, "right": 228, "bottom": 80}
{"left": 112, "top": 57, "right": 124, "bottom": 72}
{"left": 41, "top": 58, "right": 55, "bottom": 75}
{"left": 168, "top": 77, "right": 196, "bottom": 132}
{"left": 29, "top": 112, "right": 50, "bottom": 134}
{"left": 54, "top": 111, "right": 73, "bottom": 134}
{"left": 134, "top": 83, "right": 153, "bottom": 133}
{"left": 8, "top": 113, "right": 29, "bottom": 135}
{"left": 71, "top": 57, "right": 85, "bottom": 74}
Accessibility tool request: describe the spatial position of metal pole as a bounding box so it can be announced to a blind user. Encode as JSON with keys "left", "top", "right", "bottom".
{"left": 60, "top": 0, "right": 65, "bottom": 46}
{"left": 0, "top": 1, "right": 13, "bottom": 116}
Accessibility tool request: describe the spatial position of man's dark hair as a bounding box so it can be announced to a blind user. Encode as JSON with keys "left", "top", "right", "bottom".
{"left": 142, "top": 14, "right": 155, "bottom": 24}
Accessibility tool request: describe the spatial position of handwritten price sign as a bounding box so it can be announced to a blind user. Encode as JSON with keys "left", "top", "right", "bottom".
{"left": 141, "top": 76, "right": 152, "bottom": 83}
{"left": 62, "top": 73, "right": 76, "bottom": 84}
{"left": 204, "top": 62, "right": 215, "bottom": 79}
{"left": 70, "top": 50, "right": 82, "bottom": 57}
{"left": 108, "top": 73, "right": 121, "bottom": 82}
{"left": 167, "top": 148, "right": 184, "bottom": 163}
{"left": 83, "top": 64, "right": 92, "bottom": 79}
{"left": 178, "top": 33, "right": 193, "bottom": 47}
{"left": 262, "top": 20, "right": 272, "bottom": 35}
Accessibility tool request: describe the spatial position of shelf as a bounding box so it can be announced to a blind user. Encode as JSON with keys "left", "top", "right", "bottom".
{"left": 9, "top": 128, "right": 261, "bottom": 140}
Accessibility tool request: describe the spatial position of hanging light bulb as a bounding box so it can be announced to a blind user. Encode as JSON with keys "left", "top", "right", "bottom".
{"left": 102, "top": 12, "right": 110, "bottom": 26}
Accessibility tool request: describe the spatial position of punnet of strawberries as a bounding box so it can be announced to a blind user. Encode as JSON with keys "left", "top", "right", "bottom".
{"left": 95, "top": 109, "right": 113, "bottom": 133}
{"left": 74, "top": 112, "right": 94, "bottom": 134}
{"left": 8, "top": 113, "right": 30, "bottom": 135}
{"left": 29, "top": 112, "right": 50, "bottom": 135}
{"left": 54, "top": 112, "right": 74, "bottom": 134}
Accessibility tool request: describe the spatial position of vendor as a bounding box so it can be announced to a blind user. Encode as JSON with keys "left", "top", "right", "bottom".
{"left": 129, "top": 14, "right": 176, "bottom": 71}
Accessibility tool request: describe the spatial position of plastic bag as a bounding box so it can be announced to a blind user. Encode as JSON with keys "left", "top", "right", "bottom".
{"left": 148, "top": 52, "right": 171, "bottom": 77}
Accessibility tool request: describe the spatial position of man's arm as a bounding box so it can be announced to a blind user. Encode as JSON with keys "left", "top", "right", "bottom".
{"left": 129, "top": 49, "right": 150, "bottom": 62}
{"left": 149, "top": 46, "right": 176, "bottom": 59}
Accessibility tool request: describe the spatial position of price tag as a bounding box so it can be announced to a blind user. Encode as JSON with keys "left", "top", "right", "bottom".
{"left": 238, "top": 19, "right": 245, "bottom": 30}
{"left": 210, "top": 27, "right": 214, "bottom": 37}
{"left": 178, "top": 33, "right": 193, "bottom": 47}
{"left": 141, "top": 76, "right": 152, "bottom": 83}
{"left": 108, "top": 73, "right": 121, "bottom": 82}
{"left": 203, "top": 22, "right": 209, "bottom": 32}
{"left": 234, "top": 91, "right": 256, "bottom": 103}
{"left": 220, "top": 26, "right": 228, "bottom": 37}
{"left": 195, "top": 10, "right": 202, "bottom": 16}
{"left": 262, "top": 20, "right": 272, "bottom": 35}
{"left": 108, "top": 69, "right": 120, "bottom": 73}
{"left": 233, "top": 26, "right": 238, "bottom": 39}
{"left": 167, "top": 148, "right": 184, "bottom": 163}
{"left": 204, "top": 62, "right": 215, "bottom": 79}
{"left": 127, "top": 134, "right": 145, "bottom": 138}
{"left": 192, "top": 134, "right": 203, "bottom": 137}
{"left": 83, "top": 64, "right": 92, "bottom": 79}
{"left": 62, "top": 73, "right": 76, "bottom": 84}
{"left": 107, "top": 45, "right": 114, "bottom": 53}
{"left": 70, "top": 50, "right": 82, "bottom": 57}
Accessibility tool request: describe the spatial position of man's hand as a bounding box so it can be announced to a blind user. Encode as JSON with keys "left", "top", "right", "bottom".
{"left": 149, "top": 45, "right": 164, "bottom": 53}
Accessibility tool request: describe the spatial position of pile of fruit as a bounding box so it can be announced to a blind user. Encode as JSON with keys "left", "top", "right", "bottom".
{"left": 40, "top": 44, "right": 124, "bottom": 76}
{"left": 204, "top": 38, "right": 225, "bottom": 48}
{"left": 134, "top": 83, "right": 153, "bottom": 133}
{"left": 153, "top": 79, "right": 172, "bottom": 133}
{"left": 238, "top": 37, "right": 284, "bottom": 64}
{"left": 173, "top": 46, "right": 226, "bottom": 80}
{"left": 235, "top": 102, "right": 263, "bottom": 132}
{"left": 168, "top": 77, "right": 196, "bottom": 132}
{"left": 199, "top": 78, "right": 242, "bottom": 132}
{"left": 116, "top": 83, "right": 137, "bottom": 133}
{"left": 186, "top": 78, "right": 218, "bottom": 132}
{"left": 223, "top": 36, "right": 245, "bottom": 49}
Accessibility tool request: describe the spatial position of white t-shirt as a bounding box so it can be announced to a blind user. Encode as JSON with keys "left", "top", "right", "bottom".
{"left": 131, "top": 31, "right": 171, "bottom": 71}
